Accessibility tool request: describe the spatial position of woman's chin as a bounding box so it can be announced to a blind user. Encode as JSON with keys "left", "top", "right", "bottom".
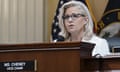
{"left": 68, "top": 29, "right": 76, "bottom": 33}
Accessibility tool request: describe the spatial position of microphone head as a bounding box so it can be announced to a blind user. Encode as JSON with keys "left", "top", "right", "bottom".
{"left": 57, "top": 35, "right": 65, "bottom": 41}
{"left": 53, "top": 35, "right": 65, "bottom": 42}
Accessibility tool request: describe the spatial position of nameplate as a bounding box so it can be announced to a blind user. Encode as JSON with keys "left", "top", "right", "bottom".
{"left": 0, "top": 60, "right": 37, "bottom": 71}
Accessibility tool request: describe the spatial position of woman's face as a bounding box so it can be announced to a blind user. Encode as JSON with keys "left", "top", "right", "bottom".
{"left": 63, "top": 6, "right": 88, "bottom": 34}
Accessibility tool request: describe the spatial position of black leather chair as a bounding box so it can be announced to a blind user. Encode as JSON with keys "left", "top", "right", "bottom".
{"left": 105, "top": 37, "right": 120, "bottom": 53}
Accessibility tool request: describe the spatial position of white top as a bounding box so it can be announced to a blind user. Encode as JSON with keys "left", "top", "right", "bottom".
{"left": 82, "top": 35, "right": 110, "bottom": 57}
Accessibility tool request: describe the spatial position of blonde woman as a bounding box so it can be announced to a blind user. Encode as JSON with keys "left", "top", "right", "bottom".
{"left": 58, "top": 1, "right": 110, "bottom": 56}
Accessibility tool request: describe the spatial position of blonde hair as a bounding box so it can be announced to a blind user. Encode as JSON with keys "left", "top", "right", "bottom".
{"left": 58, "top": 1, "right": 94, "bottom": 40}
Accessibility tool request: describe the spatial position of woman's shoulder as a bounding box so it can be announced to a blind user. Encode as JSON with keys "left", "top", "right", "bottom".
{"left": 84, "top": 35, "right": 107, "bottom": 44}
{"left": 93, "top": 35, "right": 108, "bottom": 43}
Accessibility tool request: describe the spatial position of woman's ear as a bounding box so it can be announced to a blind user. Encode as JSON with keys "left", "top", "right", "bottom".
{"left": 83, "top": 16, "right": 88, "bottom": 24}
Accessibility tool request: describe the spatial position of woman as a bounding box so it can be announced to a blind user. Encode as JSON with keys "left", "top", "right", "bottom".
{"left": 58, "top": 1, "right": 110, "bottom": 56}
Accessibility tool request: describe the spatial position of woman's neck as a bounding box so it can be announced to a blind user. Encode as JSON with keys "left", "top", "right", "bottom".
{"left": 70, "top": 30, "right": 84, "bottom": 42}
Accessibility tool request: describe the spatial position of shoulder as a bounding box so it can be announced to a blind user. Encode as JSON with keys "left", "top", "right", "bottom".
{"left": 82, "top": 35, "right": 108, "bottom": 44}
{"left": 91, "top": 35, "right": 107, "bottom": 43}
{"left": 89, "top": 35, "right": 109, "bottom": 51}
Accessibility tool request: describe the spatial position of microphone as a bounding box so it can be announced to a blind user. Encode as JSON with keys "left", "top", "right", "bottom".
{"left": 53, "top": 35, "right": 65, "bottom": 42}
{"left": 57, "top": 35, "right": 65, "bottom": 41}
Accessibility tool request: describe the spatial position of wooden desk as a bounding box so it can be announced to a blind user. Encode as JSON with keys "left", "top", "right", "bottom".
{"left": 0, "top": 42, "right": 94, "bottom": 72}
{"left": 84, "top": 55, "right": 120, "bottom": 72}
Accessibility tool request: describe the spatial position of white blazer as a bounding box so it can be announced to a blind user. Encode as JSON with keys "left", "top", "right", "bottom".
{"left": 82, "top": 35, "right": 110, "bottom": 57}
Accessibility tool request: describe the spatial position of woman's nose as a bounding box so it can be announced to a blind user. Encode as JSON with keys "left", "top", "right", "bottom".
{"left": 67, "top": 17, "right": 73, "bottom": 22}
